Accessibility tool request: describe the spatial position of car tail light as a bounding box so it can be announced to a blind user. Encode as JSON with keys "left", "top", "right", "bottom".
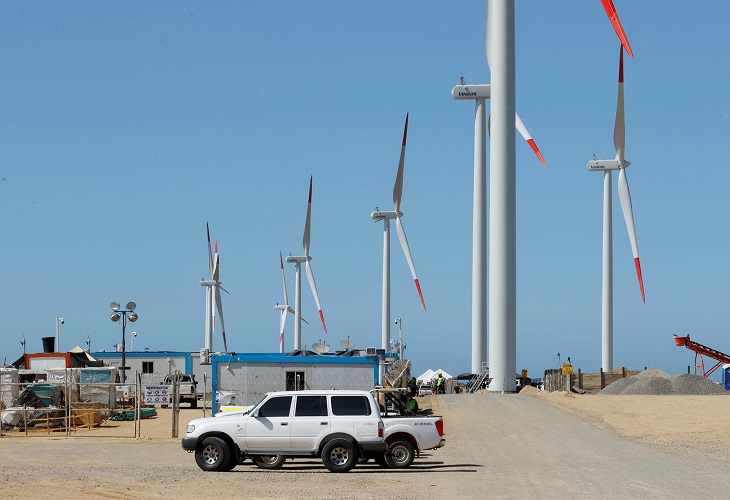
{"left": 378, "top": 421, "right": 384, "bottom": 438}
{"left": 435, "top": 418, "right": 444, "bottom": 437}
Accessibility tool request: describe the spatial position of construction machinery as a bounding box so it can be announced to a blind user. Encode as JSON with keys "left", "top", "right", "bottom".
{"left": 674, "top": 335, "right": 730, "bottom": 378}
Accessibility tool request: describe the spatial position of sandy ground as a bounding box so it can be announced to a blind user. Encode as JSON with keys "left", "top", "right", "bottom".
{"left": 2, "top": 392, "right": 730, "bottom": 499}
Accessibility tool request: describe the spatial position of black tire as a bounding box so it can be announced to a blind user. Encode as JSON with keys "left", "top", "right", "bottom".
{"left": 252, "top": 455, "right": 286, "bottom": 470}
{"left": 384, "top": 440, "right": 415, "bottom": 469}
{"left": 194, "top": 436, "right": 231, "bottom": 472}
{"left": 221, "top": 447, "right": 239, "bottom": 472}
{"left": 190, "top": 398, "right": 198, "bottom": 409}
{"left": 321, "top": 439, "right": 357, "bottom": 473}
{"left": 373, "top": 454, "right": 390, "bottom": 468}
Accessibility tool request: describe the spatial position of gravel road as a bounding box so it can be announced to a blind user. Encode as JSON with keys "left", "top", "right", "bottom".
{"left": 1, "top": 393, "right": 729, "bottom": 499}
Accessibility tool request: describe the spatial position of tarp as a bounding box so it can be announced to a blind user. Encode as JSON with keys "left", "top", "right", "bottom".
{"left": 416, "top": 369, "right": 435, "bottom": 384}
{"left": 416, "top": 368, "right": 453, "bottom": 384}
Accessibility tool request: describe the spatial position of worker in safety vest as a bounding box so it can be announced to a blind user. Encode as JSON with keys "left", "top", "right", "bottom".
{"left": 436, "top": 372, "right": 445, "bottom": 394}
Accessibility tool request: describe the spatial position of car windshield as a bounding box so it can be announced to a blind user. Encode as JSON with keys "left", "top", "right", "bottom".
{"left": 249, "top": 394, "right": 267, "bottom": 413}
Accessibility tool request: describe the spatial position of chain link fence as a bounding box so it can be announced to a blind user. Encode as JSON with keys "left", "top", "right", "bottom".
{"left": 0, "top": 369, "right": 210, "bottom": 439}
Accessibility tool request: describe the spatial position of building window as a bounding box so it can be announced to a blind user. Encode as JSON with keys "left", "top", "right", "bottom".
{"left": 142, "top": 361, "right": 154, "bottom": 374}
{"left": 286, "top": 371, "right": 305, "bottom": 391}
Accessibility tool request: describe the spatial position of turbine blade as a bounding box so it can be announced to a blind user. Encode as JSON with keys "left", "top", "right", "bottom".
{"left": 303, "top": 176, "right": 313, "bottom": 256}
{"left": 614, "top": 47, "right": 626, "bottom": 162}
{"left": 617, "top": 168, "right": 645, "bottom": 303}
{"left": 280, "top": 251, "right": 289, "bottom": 305}
{"left": 395, "top": 217, "right": 427, "bottom": 310}
{"left": 206, "top": 223, "right": 214, "bottom": 277}
{"left": 215, "top": 287, "right": 228, "bottom": 351}
{"left": 305, "top": 260, "right": 328, "bottom": 334}
{"left": 600, "top": 0, "right": 634, "bottom": 58}
{"left": 392, "top": 113, "right": 409, "bottom": 212}
{"left": 279, "top": 309, "right": 287, "bottom": 351}
{"left": 213, "top": 253, "right": 220, "bottom": 282}
{"left": 515, "top": 112, "right": 547, "bottom": 166}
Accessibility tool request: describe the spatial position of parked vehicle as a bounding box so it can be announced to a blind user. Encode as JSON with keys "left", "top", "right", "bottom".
{"left": 182, "top": 390, "right": 386, "bottom": 473}
{"left": 372, "top": 388, "right": 445, "bottom": 468}
{"left": 163, "top": 373, "right": 198, "bottom": 408}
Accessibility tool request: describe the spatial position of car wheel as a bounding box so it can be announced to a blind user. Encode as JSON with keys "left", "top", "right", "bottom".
{"left": 384, "top": 440, "right": 414, "bottom": 469}
{"left": 252, "top": 455, "right": 286, "bottom": 470}
{"left": 194, "top": 436, "right": 231, "bottom": 472}
{"left": 321, "top": 439, "right": 357, "bottom": 473}
{"left": 190, "top": 398, "right": 197, "bottom": 409}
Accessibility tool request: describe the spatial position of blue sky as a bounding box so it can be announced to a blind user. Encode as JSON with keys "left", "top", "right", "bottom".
{"left": 2, "top": 1, "right": 730, "bottom": 381}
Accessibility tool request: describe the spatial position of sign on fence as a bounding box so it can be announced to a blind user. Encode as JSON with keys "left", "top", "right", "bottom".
{"left": 144, "top": 385, "right": 170, "bottom": 405}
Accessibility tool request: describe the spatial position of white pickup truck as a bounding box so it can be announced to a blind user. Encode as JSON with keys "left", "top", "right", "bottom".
{"left": 182, "top": 390, "right": 386, "bottom": 473}
{"left": 374, "top": 389, "right": 446, "bottom": 468}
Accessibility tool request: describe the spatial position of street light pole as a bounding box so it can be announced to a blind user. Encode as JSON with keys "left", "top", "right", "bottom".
{"left": 55, "top": 317, "right": 64, "bottom": 352}
{"left": 110, "top": 302, "right": 139, "bottom": 383}
{"left": 394, "top": 317, "right": 403, "bottom": 360}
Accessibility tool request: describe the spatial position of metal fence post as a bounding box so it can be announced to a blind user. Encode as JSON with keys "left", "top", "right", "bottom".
{"left": 172, "top": 372, "right": 179, "bottom": 438}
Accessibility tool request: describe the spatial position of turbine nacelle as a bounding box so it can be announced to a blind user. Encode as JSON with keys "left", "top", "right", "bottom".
{"left": 451, "top": 84, "right": 491, "bottom": 100}
{"left": 286, "top": 255, "right": 311, "bottom": 264}
{"left": 586, "top": 159, "right": 630, "bottom": 171}
{"left": 371, "top": 210, "right": 402, "bottom": 221}
{"left": 199, "top": 279, "right": 219, "bottom": 287}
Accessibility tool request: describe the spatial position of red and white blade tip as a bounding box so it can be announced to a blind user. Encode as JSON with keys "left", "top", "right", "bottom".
{"left": 319, "top": 310, "right": 328, "bottom": 335}
{"left": 635, "top": 258, "right": 645, "bottom": 303}
{"left": 601, "top": 0, "right": 634, "bottom": 58}
{"left": 527, "top": 139, "right": 547, "bottom": 166}
{"left": 414, "top": 279, "right": 426, "bottom": 311}
{"left": 402, "top": 113, "right": 409, "bottom": 146}
{"left": 619, "top": 46, "right": 624, "bottom": 83}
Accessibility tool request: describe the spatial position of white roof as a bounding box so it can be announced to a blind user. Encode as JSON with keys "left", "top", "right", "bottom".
{"left": 416, "top": 369, "right": 436, "bottom": 384}
{"left": 416, "top": 368, "right": 454, "bottom": 383}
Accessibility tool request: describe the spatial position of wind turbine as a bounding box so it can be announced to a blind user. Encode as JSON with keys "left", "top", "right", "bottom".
{"left": 200, "top": 223, "right": 229, "bottom": 353}
{"left": 275, "top": 251, "right": 308, "bottom": 353}
{"left": 371, "top": 114, "right": 427, "bottom": 383}
{"left": 458, "top": 0, "right": 635, "bottom": 391}
{"left": 452, "top": 0, "right": 547, "bottom": 376}
{"left": 587, "top": 47, "right": 645, "bottom": 371}
{"left": 286, "top": 177, "right": 327, "bottom": 350}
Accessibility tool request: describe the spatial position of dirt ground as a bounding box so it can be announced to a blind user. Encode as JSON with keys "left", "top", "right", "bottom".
{"left": 2, "top": 392, "right": 730, "bottom": 499}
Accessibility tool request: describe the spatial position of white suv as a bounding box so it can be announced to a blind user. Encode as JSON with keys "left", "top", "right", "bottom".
{"left": 182, "top": 390, "right": 386, "bottom": 473}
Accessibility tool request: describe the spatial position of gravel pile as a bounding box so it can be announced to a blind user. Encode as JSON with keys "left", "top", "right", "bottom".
{"left": 599, "top": 369, "right": 728, "bottom": 395}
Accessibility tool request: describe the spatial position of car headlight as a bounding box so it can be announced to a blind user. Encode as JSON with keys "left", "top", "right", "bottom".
{"left": 186, "top": 424, "right": 195, "bottom": 433}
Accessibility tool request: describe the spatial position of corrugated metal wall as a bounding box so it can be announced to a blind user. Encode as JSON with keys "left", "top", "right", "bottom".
{"left": 215, "top": 361, "right": 376, "bottom": 407}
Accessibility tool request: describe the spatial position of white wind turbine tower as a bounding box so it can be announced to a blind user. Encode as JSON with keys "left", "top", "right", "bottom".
{"left": 200, "top": 223, "right": 229, "bottom": 354}
{"left": 275, "top": 251, "right": 308, "bottom": 353}
{"left": 286, "top": 177, "right": 328, "bottom": 350}
{"left": 371, "top": 114, "right": 427, "bottom": 384}
{"left": 452, "top": 0, "right": 546, "bottom": 376}
{"left": 458, "top": 0, "right": 634, "bottom": 390}
{"left": 587, "top": 46, "right": 645, "bottom": 371}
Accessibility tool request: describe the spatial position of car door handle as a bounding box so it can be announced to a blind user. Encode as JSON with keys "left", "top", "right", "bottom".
{"left": 281, "top": 422, "right": 288, "bottom": 426}
{"left": 321, "top": 422, "right": 328, "bottom": 425}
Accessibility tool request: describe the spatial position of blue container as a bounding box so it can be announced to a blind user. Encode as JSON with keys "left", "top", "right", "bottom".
{"left": 722, "top": 365, "right": 730, "bottom": 391}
